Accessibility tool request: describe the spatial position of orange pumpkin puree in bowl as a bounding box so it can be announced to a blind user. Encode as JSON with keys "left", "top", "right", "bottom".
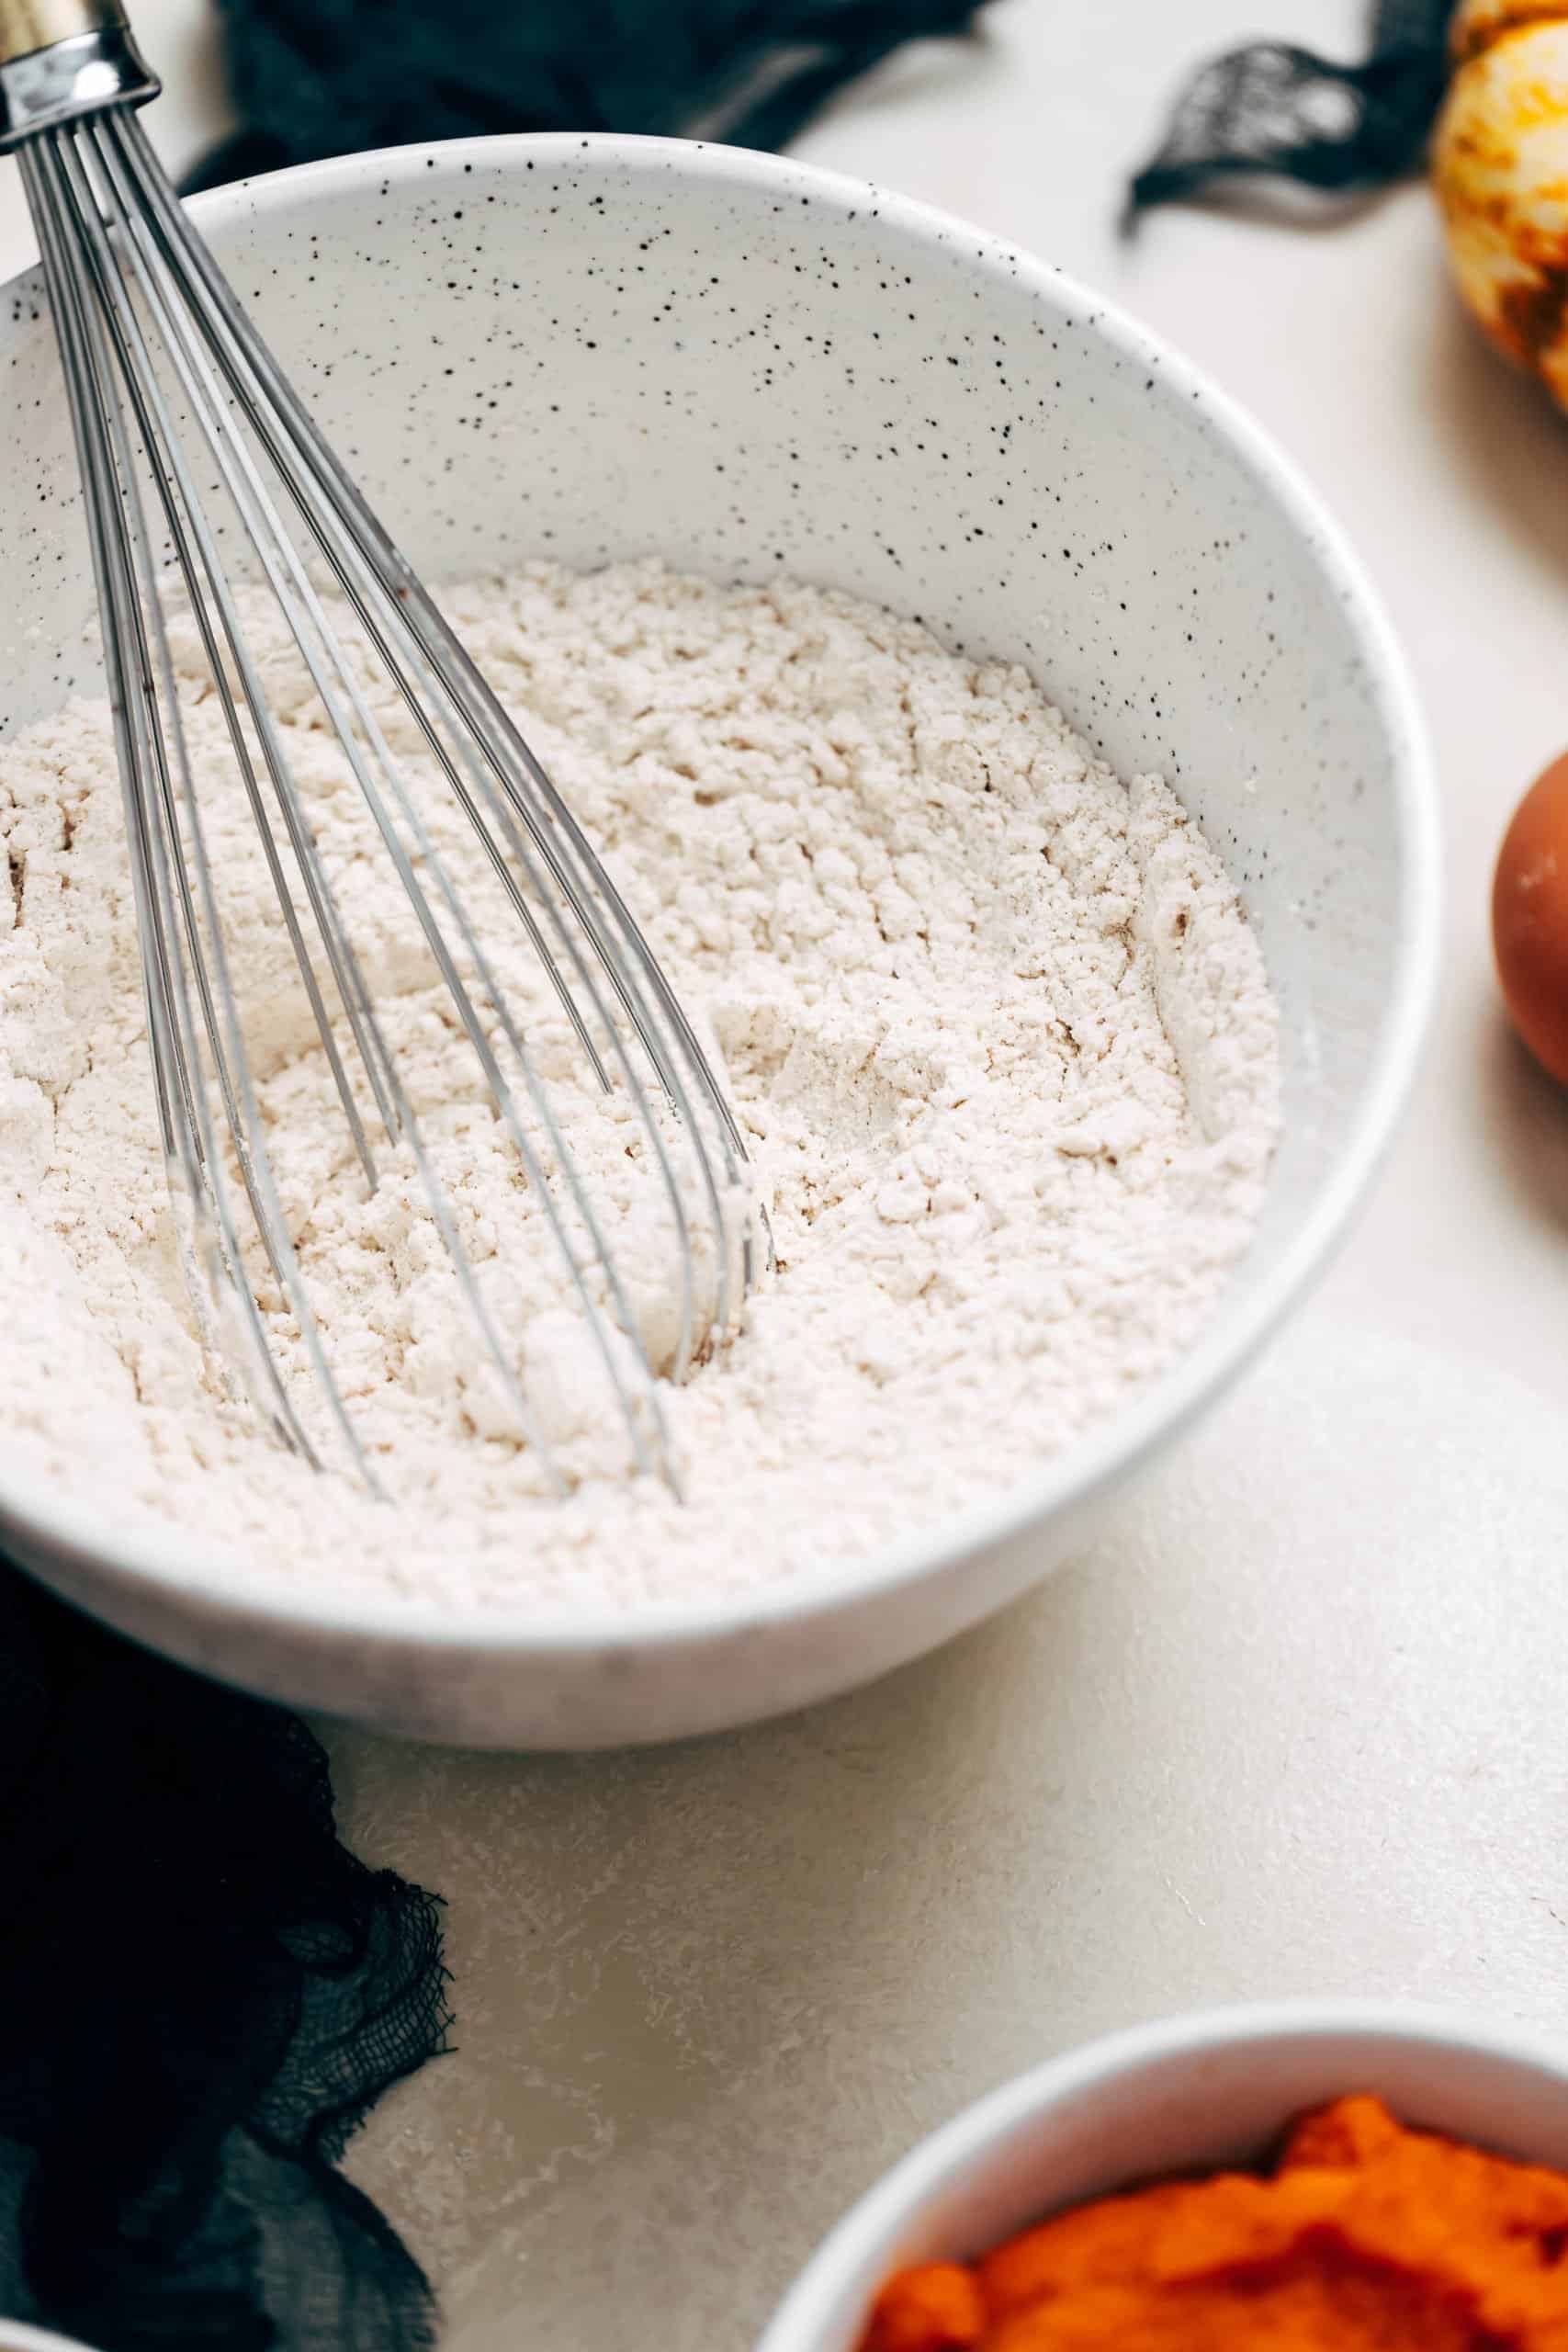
{"left": 857, "top": 2096, "right": 1568, "bottom": 2350}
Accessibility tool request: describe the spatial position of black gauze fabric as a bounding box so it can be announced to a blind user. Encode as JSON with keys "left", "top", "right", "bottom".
{"left": 183, "top": 0, "right": 993, "bottom": 193}
{"left": 0, "top": 1566, "right": 451, "bottom": 2351}
{"left": 1129, "top": 0, "right": 1457, "bottom": 217}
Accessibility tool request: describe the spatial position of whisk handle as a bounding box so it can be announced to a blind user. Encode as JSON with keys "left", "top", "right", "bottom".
{"left": 0, "top": 0, "right": 156, "bottom": 151}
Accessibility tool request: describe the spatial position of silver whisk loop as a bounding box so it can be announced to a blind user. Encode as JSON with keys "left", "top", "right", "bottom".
{"left": 2, "top": 1, "right": 762, "bottom": 1497}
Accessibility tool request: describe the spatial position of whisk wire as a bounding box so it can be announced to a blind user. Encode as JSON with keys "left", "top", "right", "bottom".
{"left": 58, "top": 128, "right": 602, "bottom": 1491}
{"left": 102, "top": 115, "right": 738, "bottom": 1374}
{"left": 12, "top": 68, "right": 762, "bottom": 1499}
{"left": 108, "top": 113, "right": 757, "bottom": 1332}
{"left": 19, "top": 130, "right": 337, "bottom": 1473}
{"left": 37, "top": 130, "right": 383, "bottom": 1473}
{"left": 53, "top": 130, "right": 387, "bottom": 1192}
{"left": 75, "top": 121, "right": 678, "bottom": 1484}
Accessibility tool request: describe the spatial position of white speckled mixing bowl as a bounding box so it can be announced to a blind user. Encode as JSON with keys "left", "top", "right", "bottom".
{"left": 757, "top": 2003, "right": 1568, "bottom": 2352}
{"left": 0, "top": 135, "right": 1437, "bottom": 1747}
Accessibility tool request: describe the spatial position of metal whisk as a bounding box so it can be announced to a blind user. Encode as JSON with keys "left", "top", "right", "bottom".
{"left": 0, "top": 1, "right": 761, "bottom": 1497}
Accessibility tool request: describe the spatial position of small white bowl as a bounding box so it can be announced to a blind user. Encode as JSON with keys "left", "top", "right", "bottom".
{"left": 757, "top": 2001, "right": 1568, "bottom": 2352}
{"left": 0, "top": 2329, "right": 97, "bottom": 2352}
{"left": 0, "top": 137, "right": 1438, "bottom": 1746}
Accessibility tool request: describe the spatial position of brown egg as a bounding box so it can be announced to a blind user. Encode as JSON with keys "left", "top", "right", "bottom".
{"left": 1494, "top": 752, "right": 1568, "bottom": 1081}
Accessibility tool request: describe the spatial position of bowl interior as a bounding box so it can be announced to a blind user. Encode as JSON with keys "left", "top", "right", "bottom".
{"left": 760, "top": 2013, "right": 1568, "bottom": 2352}
{"left": 0, "top": 134, "right": 1430, "bottom": 1625}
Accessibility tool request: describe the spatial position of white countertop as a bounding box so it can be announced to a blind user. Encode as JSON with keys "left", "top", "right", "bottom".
{"left": 6, "top": 4, "right": 1568, "bottom": 2346}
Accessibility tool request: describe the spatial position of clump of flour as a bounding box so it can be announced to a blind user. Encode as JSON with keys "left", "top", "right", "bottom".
{"left": 0, "top": 561, "right": 1280, "bottom": 1613}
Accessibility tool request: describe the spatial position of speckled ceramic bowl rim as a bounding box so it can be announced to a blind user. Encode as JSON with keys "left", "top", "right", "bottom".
{"left": 0, "top": 131, "right": 1440, "bottom": 1653}
{"left": 755, "top": 1999, "right": 1568, "bottom": 2352}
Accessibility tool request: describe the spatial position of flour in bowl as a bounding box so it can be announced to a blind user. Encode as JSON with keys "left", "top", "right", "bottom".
{"left": 0, "top": 561, "right": 1280, "bottom": 1612}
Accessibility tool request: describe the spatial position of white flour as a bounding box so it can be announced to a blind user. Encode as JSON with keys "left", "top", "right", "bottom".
{"left": 0, "top": 561, "right": 1280, "bottom": 1614}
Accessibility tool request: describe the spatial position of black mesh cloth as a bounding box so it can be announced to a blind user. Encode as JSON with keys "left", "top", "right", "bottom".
{"left": 183, "top": 0, "right": 993, "bottom": 194}
{"left": 0, "top": 1565, "right": 451, "bottom": 2351}
{"left": 1129, "top": 0, "right": 1457, "bottom": 218}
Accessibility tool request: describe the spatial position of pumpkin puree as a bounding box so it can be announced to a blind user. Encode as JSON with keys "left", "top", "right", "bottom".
{"left": 858, "top": 2097, "right": 1568, "bottom": 2349}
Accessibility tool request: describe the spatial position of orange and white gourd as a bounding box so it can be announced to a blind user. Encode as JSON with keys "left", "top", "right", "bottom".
{"left": 1434, "top": 0, "right": 1568, "bottom": 406}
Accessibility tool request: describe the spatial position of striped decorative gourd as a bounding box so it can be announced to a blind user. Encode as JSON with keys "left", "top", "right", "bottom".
{"left": 1435, "top": 0, "right": 1568, "bottom": 404}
